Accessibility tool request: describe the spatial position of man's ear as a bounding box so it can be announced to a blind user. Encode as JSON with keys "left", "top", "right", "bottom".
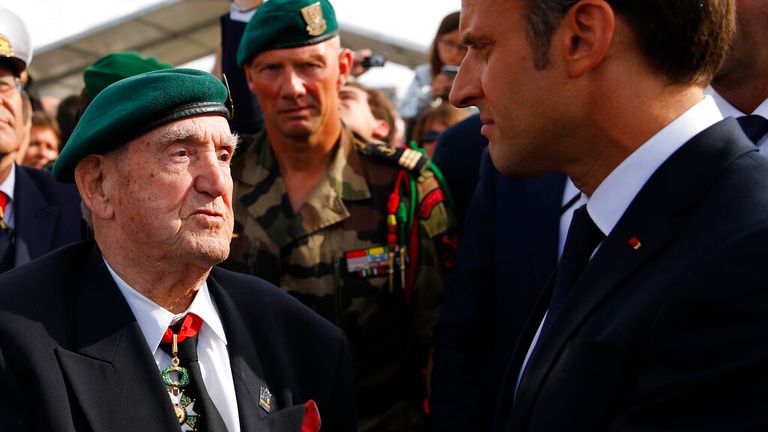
{"left": 371, "top": 119, "right": 391, "bottom": 142}
{"left": 337, "top": 48, "right": 353, "bottom": 88}
{"left": 74, "top": 155, "right": 114, "bottom": 221}
{"left": 561, "top": 0, "right": 615, "bottom": 78}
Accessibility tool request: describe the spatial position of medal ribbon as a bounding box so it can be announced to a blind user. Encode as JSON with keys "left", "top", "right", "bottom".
{"left": 161, "top": 313, "right": 203, "bottom": 344}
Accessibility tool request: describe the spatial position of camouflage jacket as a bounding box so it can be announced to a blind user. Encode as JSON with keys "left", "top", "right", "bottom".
{"left": 228, "top": 127, "right": 457, "bottom": 430}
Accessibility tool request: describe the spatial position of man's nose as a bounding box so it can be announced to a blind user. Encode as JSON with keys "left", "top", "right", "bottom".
{"left": 449, "top": 61, "right": 481, "bottom": 109}
{"left": 281, "top": 69, "right": 308, "bottom": 99}
{"left": 194, "top": 151, "right": 231, "bottom": 198}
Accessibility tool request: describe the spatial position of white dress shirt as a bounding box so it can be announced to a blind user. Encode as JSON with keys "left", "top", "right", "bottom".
{"left": 516, "top": 96, "right": 723, "bottom": 398}
{"left": 0, "top": 163, "right": 16, "bottom": 229}
{"left": 706, "top": 86, "right": 768, "bottom": 153}
{"left": 105, "top": 260, "right": 241, "bottom": 432}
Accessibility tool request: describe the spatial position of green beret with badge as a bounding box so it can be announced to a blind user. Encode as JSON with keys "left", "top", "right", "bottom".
{"left": 53, "top": 68, "right": 233, "bottom": 183}
{"left": 236, "top": 0, "right": 338, "bottom": 67}
{"left": 84, "top": 51, "right": 172, "bottom": 97}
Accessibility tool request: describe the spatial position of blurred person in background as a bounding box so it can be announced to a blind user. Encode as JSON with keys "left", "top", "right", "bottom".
{"left": 409, "top": 102, "right": 469, "bottom": 159}
{"left": 56, "top": 94, "right": 81, "bottom": 150}
{"left": 22, "top": 111, "right": 60, "bottom": 169}
{"left": 398, "top": 11, "right": 465, "bottom": 126}
{"left": 0, "top": 7, "right": 83, "bottom": 273}
{"left": 339, "top": 81, "right": 401, "bottom": 146}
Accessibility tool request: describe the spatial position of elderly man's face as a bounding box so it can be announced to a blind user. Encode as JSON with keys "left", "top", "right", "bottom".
{"left": 245, "top": 39, "right": 346, "bottom": 141}
{"left": 0, "top": 65, "right": 26, "bottom": 157}
{"left": 106, "top": 115, "right": 236, "bottom": 267}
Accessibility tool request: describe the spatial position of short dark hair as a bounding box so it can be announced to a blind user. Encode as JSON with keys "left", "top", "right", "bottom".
{"left": 522, "top": 0, "right": 735, "bottom": 85}
{"left": 429, "top": 11, "right": 461, "bottom": 77}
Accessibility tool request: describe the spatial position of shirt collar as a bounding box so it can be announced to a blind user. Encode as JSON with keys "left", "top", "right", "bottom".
{"left": 706, "top": 85, "right": 768, "bottom": 119}
{"left": 586, "top": 96, "right": 723, "bottom": 236}
{"left": 103, "top": 258, "right": 228, "bottom": 354}
{"left": 0, "top": 162, "right": 16, "bottom": 201}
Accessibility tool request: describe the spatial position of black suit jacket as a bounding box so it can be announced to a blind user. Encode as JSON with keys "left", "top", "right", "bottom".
{"left": 430, "top": 148, "right": 566, "bottom": 431}
{"left": 7, "top": 165, "right": 83, "bottom": 269}
{"left": 496, "top": 118, "right": 768, "bottom": 431}
{"left": 432, "top": 114, "right": 489, "bottom": 227}
{"left": 0, "top": 241, "right": 355, "bottom": 432}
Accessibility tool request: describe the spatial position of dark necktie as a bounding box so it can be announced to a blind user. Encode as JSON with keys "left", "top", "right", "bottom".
{"left": 0, "top": 192, "right": 14, "bottom": 272}
{"left": 543, "top": 205, "right": 605, "bottom": 332}
{"left": 738, "top": 115, "right": 768, "bottom": 144}
{"left": 161, "top": 314, "right": 227, "bottom": 432}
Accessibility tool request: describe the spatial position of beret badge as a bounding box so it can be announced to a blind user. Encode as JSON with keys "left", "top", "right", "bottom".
{"left": 0, "top": 35, "right": 13, "bottom": 58}
{"left": 301, "top": 2, "right": 327, "bottom": 37}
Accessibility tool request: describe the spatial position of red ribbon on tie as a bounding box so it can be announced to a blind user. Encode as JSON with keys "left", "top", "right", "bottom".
{"left": 161, "top": 313, "right": 203, "bottom": 344}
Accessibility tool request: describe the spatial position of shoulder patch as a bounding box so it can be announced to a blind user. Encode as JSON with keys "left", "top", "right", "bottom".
{"left": 357, "top": 141, "right": 429, "bottom": 173}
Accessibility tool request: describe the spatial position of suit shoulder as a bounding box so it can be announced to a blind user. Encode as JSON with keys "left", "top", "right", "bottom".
{"left": 17, "top": 166, "right": 80, "bottom": 203}
{"left": 210, "top": 266, "right": 345, "bottom": 336}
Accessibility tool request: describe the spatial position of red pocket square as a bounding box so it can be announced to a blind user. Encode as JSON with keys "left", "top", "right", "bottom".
{"left": 302, "top": 400, "right": 321, "bottom": 432}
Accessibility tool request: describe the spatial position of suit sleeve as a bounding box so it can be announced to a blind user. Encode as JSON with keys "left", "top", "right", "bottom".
{"left": 610, "top": 226, "right": 768, "bottom": 431}
{"left": 429, "top": 149, "right": 497, "bottom": 431}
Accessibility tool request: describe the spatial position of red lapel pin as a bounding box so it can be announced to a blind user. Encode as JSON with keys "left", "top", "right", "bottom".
{"left": 628, "top": 236, "right": 641, "bottom": 250}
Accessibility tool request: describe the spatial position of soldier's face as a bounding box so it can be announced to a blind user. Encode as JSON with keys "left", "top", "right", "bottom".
{"left": 0, "top": 66, "right": 26, "bottom": 158}
{"left": 245, "top": 38, "right": 350, "bottom": 141}
{"left": 104, "top": 115, "right": 236, "bottom": 268}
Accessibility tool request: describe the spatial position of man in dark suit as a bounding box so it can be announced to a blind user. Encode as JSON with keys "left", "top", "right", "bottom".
{"left": 449, "top": 0, "right": 768, "bottom": 430}
{"left": 0, "top": 69, "right": 354, "bottom": 431}
{"left": 430, "top": 148, "right": 566, "bottom": 431}
{"left": 0, "top": 7, "right": 83, "bottom": 272}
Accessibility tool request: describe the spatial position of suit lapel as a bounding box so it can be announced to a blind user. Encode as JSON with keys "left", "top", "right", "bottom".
{"left": 504, "top": 118, "right": 756, "bottom": 431}
{"left": 55, "top": 245, "right": 179, "bottom": 432}
{"left": 208, "top": 271, "right": 274, "bottom": 432}
{"left": 12, "top": 166, "right": 57, "bottom": 265}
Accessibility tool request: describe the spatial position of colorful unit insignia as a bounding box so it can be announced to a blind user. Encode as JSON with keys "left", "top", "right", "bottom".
{"left": 301, "top": 2, "right": 327, "bottom": 36}
{"left": 259, "top": 386, "right": 272, "bottom": 413}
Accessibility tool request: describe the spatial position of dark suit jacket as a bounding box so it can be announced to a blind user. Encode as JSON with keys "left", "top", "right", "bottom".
{"left": 432, "top": 114, "right": 489, "bottom": 227}
{"left": 7, "top": 165, "right": 83, "bottom": 269}
{"left": 0, "top": 240, "right": 355, "bottom": 432}
{"left": 430, "top": 148, "right": 566, "bottom": 431}
{"left": 496, "top": 118, "right": 768, "bottom": 431}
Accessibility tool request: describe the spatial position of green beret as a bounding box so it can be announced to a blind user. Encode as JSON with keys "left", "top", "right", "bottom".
{"left": 53, "top": 68, "right": 232, "bottom": 183}
{"left": 237, "top": 0, "right": 338, "bottom": 67}
{"left": 84, "top": 51, "right": 172, "bottom": 97}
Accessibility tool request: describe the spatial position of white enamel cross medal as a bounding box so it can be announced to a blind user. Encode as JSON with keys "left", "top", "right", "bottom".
{"left": 161, "top": 333, "right": 200, "bottom": 431}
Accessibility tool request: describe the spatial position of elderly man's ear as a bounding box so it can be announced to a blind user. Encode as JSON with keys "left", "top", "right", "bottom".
{"left": 74, "top": 155, "right": 115, "bottom": 220}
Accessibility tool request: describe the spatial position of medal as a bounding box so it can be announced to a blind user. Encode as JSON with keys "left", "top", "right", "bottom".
{"left": 161, "top": 332, "right": 200, "bottom": 430}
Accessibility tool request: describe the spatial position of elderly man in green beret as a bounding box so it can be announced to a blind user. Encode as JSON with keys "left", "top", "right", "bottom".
{"left": 0, "top": 68, "right": 355, "bottom": 432}
{"left": 227, "top": 0, "right": 458, "bottom": 430}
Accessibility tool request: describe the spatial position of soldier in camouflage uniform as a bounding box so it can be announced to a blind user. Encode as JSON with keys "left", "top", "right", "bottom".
{"left": 228, "top": 0, "right": 458, "bottom": 430}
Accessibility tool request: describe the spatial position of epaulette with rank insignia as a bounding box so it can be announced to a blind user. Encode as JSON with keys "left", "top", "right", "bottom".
{"left": 357, "top": 141, "right": 429, "bottom": 173}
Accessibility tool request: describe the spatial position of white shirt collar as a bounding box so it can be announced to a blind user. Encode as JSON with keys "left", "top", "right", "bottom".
{"left": 0, "top": 162, "right": 15, "bottom": 201}
{"left": 706, "top": 85, "right": 768, "bottom": 119}
{"left": 103, "top": 258, "right": 228, "bottom": 354}
{"left": 585, "top": 96, "right": 723, "bottom": 237}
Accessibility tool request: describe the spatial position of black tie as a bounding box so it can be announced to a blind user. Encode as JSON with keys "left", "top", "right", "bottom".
{"left": 738, "top": 115, "right": 768, "bottom": 144}
{"left": 544, "top": 205, "right": 605, "bottom": 331}
{"left": 162, "top": 326, "right": 228, "bottom": 432}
